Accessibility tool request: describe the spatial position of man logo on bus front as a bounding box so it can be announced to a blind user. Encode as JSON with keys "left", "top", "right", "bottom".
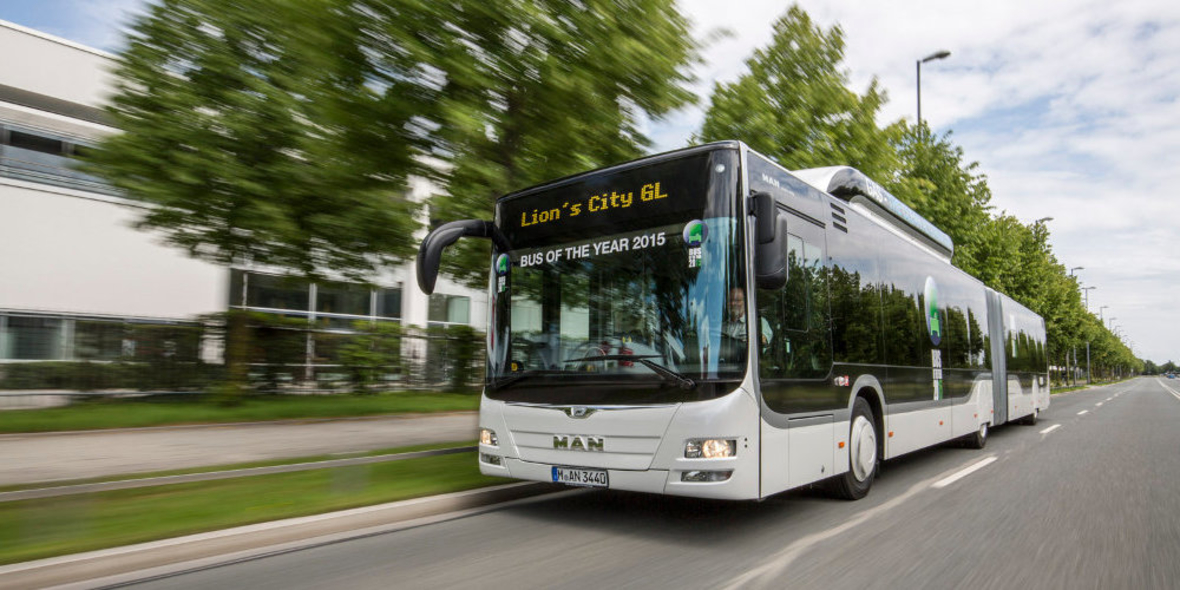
{"left": 564, "top": 407, "right": 596, "bottom": 419}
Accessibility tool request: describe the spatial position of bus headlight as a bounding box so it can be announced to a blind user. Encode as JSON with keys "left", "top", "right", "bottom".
{"left": 480, "top": 428, "right": 499, "bottom": 447}
{"left": 685, "top": 439, "right": 736, "bottom": 459}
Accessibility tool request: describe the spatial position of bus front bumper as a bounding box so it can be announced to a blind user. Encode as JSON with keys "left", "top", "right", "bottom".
{"left": 480, "top": 456, "right": 758, "bottom": 500}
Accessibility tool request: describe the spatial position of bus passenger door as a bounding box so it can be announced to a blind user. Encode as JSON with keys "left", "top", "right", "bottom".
{"left": 986, "top": 291, "right": 1007, "bottom": 424}
{"left": 757, "top": 217, "right": 836, "bottom": 493}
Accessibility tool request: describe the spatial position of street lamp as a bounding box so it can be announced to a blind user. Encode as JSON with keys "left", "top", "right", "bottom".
{"left": 1069, "top": 266, "right": 1084, "bottom": 276}
{"left": 1108, "top": 317, "right": 1117, "bottom": 329}
{"left": 1034, "top": 216, "right": 1054, "bottom": 225}
{"left": 1081, "top": 285, "right": 1096, "bottom": 310}
{"left": 1099, "top": 305, "right": 1109, "bottom": 321}
{"left": 917, "top": 50, "right": 951, "bottom": 134}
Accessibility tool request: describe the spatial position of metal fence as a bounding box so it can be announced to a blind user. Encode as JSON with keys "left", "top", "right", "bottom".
{"left": 0, "top": 314, "right": 485, "bottom": 398}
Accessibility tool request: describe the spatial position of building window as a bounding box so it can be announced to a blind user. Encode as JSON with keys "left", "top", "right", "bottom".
{"left": 74, "top": 319, "right": 126, "bottom": 361}
{"left": 243, "top": 273, "right": 311, "bottom": 311}
{"left": 429, "top": 294, "right": 470, "bottom": 325}
{"left": 377, "top": 288, "right": 402, "bottom": 319}
{"left": 0, "top": 125, "right": 115, "bottom": 195}
{"left": 7, "top": 130, "right": 65, "bottom": 155}
{"left": 316, "top": 281, "right": 371, "bottom": 317}
{"left": 3, "top": 316, "right": 63, "bottom": 360}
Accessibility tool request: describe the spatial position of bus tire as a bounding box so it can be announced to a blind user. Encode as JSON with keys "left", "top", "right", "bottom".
{"left": 1021, "top": 409, "right": 1038, "bottom": 426}
{"left": 964, "top": 422, "right": 988, "bottom": 449}
{"left": 831, "top": 397, "right": 878, "bottom": 501}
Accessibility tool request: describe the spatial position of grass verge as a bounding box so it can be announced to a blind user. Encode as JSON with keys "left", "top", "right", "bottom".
{"left": 0, "top": 392, "right": 479, "bottom": 434}
{"left": 0, "top": 450, "right": 502, "bottom": 565}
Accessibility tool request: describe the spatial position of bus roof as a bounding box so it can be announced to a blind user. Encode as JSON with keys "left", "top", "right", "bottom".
{"left": 792, "top": 166, "right": 955, "bottom": 259}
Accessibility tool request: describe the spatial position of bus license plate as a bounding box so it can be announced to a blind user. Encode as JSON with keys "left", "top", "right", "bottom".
{"left": 551, "top": 466, "right": 609, "bottom": 488}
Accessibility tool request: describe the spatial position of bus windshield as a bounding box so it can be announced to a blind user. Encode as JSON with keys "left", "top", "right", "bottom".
{"left": 487, "top": 148, "right": 747, "bottom": 404}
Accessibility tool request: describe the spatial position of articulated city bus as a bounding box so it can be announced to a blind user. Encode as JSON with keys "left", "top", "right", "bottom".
{"left": 417, "top": 141, "right": 1049, "bottom": 500}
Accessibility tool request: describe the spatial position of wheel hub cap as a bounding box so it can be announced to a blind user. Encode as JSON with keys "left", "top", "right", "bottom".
{"left": 850, "top": 416, "right": 877, "bottom": 482}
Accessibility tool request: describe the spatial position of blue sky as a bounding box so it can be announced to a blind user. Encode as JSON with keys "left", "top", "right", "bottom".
{"left": 3, "top": 0, "right": 1177, "bottom": 362}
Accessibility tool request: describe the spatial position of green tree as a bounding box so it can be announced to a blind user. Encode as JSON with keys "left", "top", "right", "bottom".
{"left": 698, "top": 5, "right": 900, "bottom": 180}
{"left": 89, "top": 0, "right": 436, "bottom": 281}
{"left": 431, "top": 0, "right": 700, "bottom": 286}
{"left": 890, "top": 123, "right": 993, "bottom": 271}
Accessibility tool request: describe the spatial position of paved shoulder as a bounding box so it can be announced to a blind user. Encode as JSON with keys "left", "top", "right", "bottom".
{"left": 0, "top": 412, "right": 477, "bottom": 486}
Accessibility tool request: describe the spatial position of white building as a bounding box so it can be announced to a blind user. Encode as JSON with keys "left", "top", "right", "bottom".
{"left": 0, "top": 20, "right": 486, "bottom": 372}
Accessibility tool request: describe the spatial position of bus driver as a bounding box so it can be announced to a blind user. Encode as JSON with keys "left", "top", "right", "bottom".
{"left": 725, "top": 287, "right": 771, "bottom": 346}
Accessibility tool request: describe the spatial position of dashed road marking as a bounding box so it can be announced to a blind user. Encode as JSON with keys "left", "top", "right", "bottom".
{"left": 1157, "top": 379, "right": 1180, "bottom": 402}
{"left": 932, "top": 457, "right": 998, "bottom": 489}
{"left": 1077, "top": 410, "right": 1089, "bottom": 415}
{"left": 1096, "top": 402, "right": 1103, "bottom": 407}
{"left": 1040, "top": 424, "right": 1061, "bottom": 434}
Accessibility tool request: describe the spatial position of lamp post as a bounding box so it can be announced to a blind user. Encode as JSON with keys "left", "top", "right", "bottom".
{"left": 1099, "top": 305, "right": 1109, "bottom": 321}
{"left": 1069, "top": 266, "right": 1084, "bottom": 276}
{"left": 1108, "top": 317, "right": 1117, "bottom": 330}
{"left": 1081, "top": 286, "right": 1095, "bottom": 311}
{"left": 917, "top": 50, "right": 951, "bottom": 135}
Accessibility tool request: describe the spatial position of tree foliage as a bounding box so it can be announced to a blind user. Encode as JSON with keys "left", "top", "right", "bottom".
{"left": 93, "top": 0, "right": 699, "bottom": 289}
{"left": 700, "top": 3, "right": 1142, "bottom": 379}
{"left": 697, "top": 5, "right": 899, "bottom": 179}
{"left": 91, "top": 0, "right": 449, "bottom": 280}
{"left": 889, "top": 124, "right": 992, "bottom": 270}
{"left": 429, "top": 0, "right": 700, "bottom": 286}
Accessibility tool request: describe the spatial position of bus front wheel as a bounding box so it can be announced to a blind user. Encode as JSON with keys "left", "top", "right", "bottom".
{"left": 831, "top": 397, "right": 878, "bottom": 500}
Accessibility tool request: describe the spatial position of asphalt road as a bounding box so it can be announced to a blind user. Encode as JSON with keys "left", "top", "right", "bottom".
{"left": 124, "top": 378, "right": 1180, "bottom": 589}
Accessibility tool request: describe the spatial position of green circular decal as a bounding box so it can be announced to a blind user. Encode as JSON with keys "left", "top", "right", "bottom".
{"left": 682, "top": 220, "right": 707, "bottom": 246}
{"left": 924, "top": 276, "right": 941, "bottom": 346}
{"left": 495, "top": 253, "right": 510, "bottom": 276}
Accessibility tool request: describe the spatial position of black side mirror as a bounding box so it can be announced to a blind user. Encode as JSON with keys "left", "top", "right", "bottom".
{"left": 416, "top": 219, "right": 504, "bottom": 294}
{"left": 752, "top": 191, "right": 787, "bottom": 290}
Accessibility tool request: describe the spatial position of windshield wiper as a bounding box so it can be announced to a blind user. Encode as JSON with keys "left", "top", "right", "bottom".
{"left": 563, "top": 354, "right": 696, "bottom": 390}
{"left": 488, "top": 369, "right": 560, "bottom": 391}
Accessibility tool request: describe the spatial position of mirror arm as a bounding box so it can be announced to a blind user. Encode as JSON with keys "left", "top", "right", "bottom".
{"left": 416, "top": 220, "right": 507, "bottom": 294}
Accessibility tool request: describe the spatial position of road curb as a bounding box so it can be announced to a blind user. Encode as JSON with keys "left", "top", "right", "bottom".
{"left": 0, "top": 481, "right": 561, "bottom": 590}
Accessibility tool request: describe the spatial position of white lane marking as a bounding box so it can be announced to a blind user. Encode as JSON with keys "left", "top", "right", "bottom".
{"left": 1096, "top": 402, "right": 1104, "bottom": 407}
{"left": 932, "top": 456, "right": 998, "bottom": 489}
{"left": 1040, "top": 424, "right": 1061, "bottom": 434}
{"left": 1106, "top": 397, "right": 1113, "bottom": 401}
{"left": 1077, "top": 410, "right": 1089, "bottom": 415}
{"left": 1157, "top": 379, "right": 1180, "bottom": 402}
{"left": 723, "top": 455, "right": 997, "bottom": 590}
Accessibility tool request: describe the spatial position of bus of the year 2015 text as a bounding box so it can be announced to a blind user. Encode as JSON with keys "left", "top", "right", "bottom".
{"left": 416, "top": 141, "right": 1049, "bottom": 501}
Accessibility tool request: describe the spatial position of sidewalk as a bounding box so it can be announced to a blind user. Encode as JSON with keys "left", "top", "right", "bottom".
{"left": 0, "top": 412, "right": 478, "bottom": 486}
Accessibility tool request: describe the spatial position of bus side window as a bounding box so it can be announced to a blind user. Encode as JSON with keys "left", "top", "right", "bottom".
{"left": 758, "top": 227, "right": 831, "bottom": 380}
